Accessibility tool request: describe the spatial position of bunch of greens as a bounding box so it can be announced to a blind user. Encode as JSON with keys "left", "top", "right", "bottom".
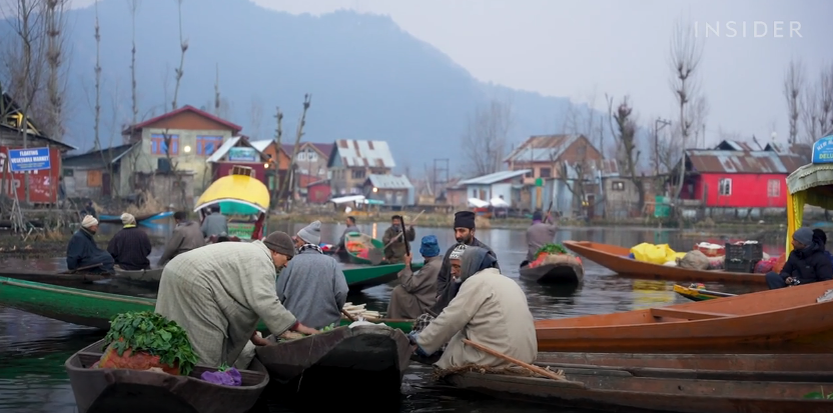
{"left": 536, "top": 243, "right": 568, "bottom": 256}
{"left": 103, "top": 311, "right": 199, "bottom": 376}
{"left": 321, "top": 323, "right": 336, "bottom": 332}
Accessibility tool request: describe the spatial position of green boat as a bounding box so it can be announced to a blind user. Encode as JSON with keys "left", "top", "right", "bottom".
{"left": 343, "top": 232, "right": 386, "bottom": 265}
{"left": 0, "top": 276, "right": 415, "bottom": 332}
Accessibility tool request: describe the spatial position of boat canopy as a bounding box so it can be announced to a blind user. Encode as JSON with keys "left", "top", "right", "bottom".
{"left": 785, "top": 133, "right": 833, "bottom": 252}
{"left": 195, "top": 173, "right": 270, "bottom": 215}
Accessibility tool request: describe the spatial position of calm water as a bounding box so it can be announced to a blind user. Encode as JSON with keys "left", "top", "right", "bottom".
{"left": 0, "top": 221, "right": 785, "bottom": 412}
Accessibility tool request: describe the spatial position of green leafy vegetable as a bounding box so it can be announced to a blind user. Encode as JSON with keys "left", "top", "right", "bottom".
{"left": 321, "top": 323, "right": 336, "bottom": 332}
{"left": 536, "top": 243, "right": 567, "bottom": 256}
{"left": 804, "top": 387, "right": 833, "bottom": 399}
{"left": 103, "top": 311, "right": 199, "bottom": 376}
{"left": 218, "top": 363, "right": 230, "bottom": 372}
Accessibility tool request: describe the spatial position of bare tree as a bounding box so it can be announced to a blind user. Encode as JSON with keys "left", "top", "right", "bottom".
{"left": 170, "top": 0, "right": 187, "bottom": 111}
{"left": 127, "top": 0, "right": 140, "bottom": 143}
{"left": 783, "top": 58, "right": 804, "bottom": 144}
{"left": 269, "top": 106, "right": 283, "bottom": 211}
{"left": 278, "top": 94, "right": 312, "bottom": 210}
{"left": 249, "top": 96, "right": 263, "bottom": 140}
{"left": 460, "top": 99, "right": 512, "bottom": 176}
{"left": 800, "top": 63, "right": 833, "bottom": 143}
{"left": 213, "top": 62, "right": 220, "bottom": 115}
{"left": 607, "top": 95, "right": 644, "bottom": 210}
{"left": 42, "top": 0, "right": 69, "bottom": 141}
{"left": 92, "top": 0, "right": 101, "bottom": 151}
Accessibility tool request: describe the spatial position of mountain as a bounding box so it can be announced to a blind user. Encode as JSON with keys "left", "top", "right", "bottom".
{"left": 4, "top": 0, "right": 581, "bottom": 173}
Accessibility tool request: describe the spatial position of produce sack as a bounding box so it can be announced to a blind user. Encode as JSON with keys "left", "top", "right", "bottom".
{"left": 630, "top": 243, "right": 677, "bottom": 265}
{"left": 755, "top": 257, "right": 778, "bottom": 274}
{"left": 707, "top": 256, "right": 725, "bottom": 270}
{"left": 677, "top": 250, "right": 709, "bottom": 270}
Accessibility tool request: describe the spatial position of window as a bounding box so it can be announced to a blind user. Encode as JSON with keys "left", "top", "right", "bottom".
{"left": 151, "top": 134, "right": 179, "bottom": 155}
{"left": 87, "top": 170, "right": 102, "bottom": 187}
{"left": 767, "top": 179, "right": 781, "bottom": 197}
{"left": 63, "top": 169, "right": 74, "bottom": 177}
{"left": 611, "top": 181, "right": 625, "bottom": 191}
{"left": 307, "top": 151, "right": 318, "bottom": 162}
{"left": 196, "top": 136, "right": 223, "bottom": 156}
{"left": 297, "top": 152, "right": 307, "bottom": 161}
{"left": 718, "top": 178, "right": 732, "bottom": 196}
{"left": 351, "top": 169, "right": 366, "bottom": 179}
{"left": 539, "top": 167, "right": 551, "bottom": 178}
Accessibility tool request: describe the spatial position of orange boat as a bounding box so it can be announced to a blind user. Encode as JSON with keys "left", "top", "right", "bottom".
{"left": 562, "top": 241, "right": 765, "bottom": 284}
{"left": 535, "top": 279, "right": 833, "bottom": 352}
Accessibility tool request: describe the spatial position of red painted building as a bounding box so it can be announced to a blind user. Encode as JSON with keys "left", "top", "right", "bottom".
{"left": 678, "top": 149, "right": 806, "bottom": 208}
{"left": 306, "top": 179, "right": 331, "bottom": 204}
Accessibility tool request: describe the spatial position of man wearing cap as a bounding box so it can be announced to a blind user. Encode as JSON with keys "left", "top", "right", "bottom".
{"left": 156, "top": 231, "right": 320, "bottom": 368}
{"left": 382, "top": 215, "right": 416, "bottom": 264}
{"left": 386, "top": 235, "right": 443, "bottom": 319}
{"left": 524, "top": 209, "right": 557, "bottom": 265}
{"left": 66, "top": 215, "right": 115, "bottom": 274}
{"left": 276, "top": 221, "right": 349, "bottom": 329}
{"left": 765, "top": 227, "right": 833, "bottom": 289}
{"left": 107, "top": 213, "right": 153, "bottom": 271}
{"left": 158, "top": 211, "right": 206, "bottom": 266}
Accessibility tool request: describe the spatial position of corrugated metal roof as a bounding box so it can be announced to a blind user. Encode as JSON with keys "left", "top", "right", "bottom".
{"left": 367, "top": 174, "right": 413, "bottom": 189}
{"left": 685, "top": 149, "right": 801, "bottom": 174}
{"left": 459, "top": 170, "right": 530, "bottom": 185}
{"left": 504, "top": 134, "right": 581, "bottom": 163}
{"left": 714, "top": 140, "right": 755, "bottom": 151}
{"left": 333, "top": 139, "right": 395, "bottom": 168}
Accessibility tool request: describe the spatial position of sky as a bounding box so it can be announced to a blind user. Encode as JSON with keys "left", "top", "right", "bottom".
{"left": 248, "top": 0, "right": 833, "bottom": 147}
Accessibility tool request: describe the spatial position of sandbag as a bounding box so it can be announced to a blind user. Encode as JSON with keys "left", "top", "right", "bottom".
{"left": 630, "top": 243, "right": 677, "bottom": 265}
{"left": 677, "top": 250, "right": 709, "bottom": 270}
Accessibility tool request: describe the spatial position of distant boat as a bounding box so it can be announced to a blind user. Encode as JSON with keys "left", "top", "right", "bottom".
{"left": 97, "top": 211, "right": 173, "bottom": 225}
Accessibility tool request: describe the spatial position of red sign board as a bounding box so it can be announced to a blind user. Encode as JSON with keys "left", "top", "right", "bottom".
{"left": 0, "top": 146, "right": 61, "bottom": 203}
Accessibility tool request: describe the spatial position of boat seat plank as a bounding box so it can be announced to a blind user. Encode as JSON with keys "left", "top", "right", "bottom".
{"left": 650, "top": 308, "right": 732, "bottom": 320}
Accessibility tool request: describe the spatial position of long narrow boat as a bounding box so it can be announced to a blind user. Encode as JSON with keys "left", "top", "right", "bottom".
{"left": 563, "top": 240, "right": 764, "bottom": 284}
{"left": 255, "top": 323, "right": 411, "bottom": 393}
{"left": 518, "top": 255, "right": 584, "bottom": 284}
{"left": 535, "top": 279, "right": 833, "bottom": 352}
{"left": 343, "top": 232, "right": 386, "bottom": 265}
{"left": 112, "top": 266, "right": 164, "bottom": 286}
{"left": 66, "top": 339, "right": 269, "bottom": 413}
{"left": 673, "top": 283, "right": 737, "bottom": 301}
{"left": 443, "top": 366, "right": 833, "bottom": 413}
{"left": 0, "top": 276, "right": 415, "bottom": 332}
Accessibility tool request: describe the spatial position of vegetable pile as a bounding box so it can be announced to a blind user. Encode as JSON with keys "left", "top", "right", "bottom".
{"left": 346, "top": 241, "right": 370, "bottom": 258}
{"left": 97, "top": 311, "right": 199, "bottom": 376}
{"left": 279, "top": 323, "right": 336, "bottom": 341}
{"left": 529, "top": 243, "right": 573, "bottom": 268}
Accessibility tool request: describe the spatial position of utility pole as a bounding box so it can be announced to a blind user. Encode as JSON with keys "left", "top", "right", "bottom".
{"left": 654, "top": 118, "right": 672, "bottom": 176}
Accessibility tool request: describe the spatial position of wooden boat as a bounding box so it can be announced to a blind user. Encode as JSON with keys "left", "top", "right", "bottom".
{"left": 443, "top": 366, "right": 833, "bottom": 413}
{"left": 563, "top": 241, "right": 765, "bottom": 284}
{"left": 98, "top": 211, "right": 168, "bottom": 224}
{"left": 113, "top": 266, "right": 164, "bottom": 286}
{"left": 66, "top": 339, "right": 269, "bottom": 413}
{"left": 0, "top": 276, "right": 415, "bottom": 333}
{"left": 195, "top": 166, "right": 270, "bottom": 240}
{"left": 519, "top": 254, "right": 584, "bottom": 284}
{"left": 255, "top": 323, "right": 412, "bottom": 393}
{"left": 673, "top": 283, "right": 737, "bottom": 301}
{"left": 344, "top": 232, "right": 386, "bottom": 265}
{"left": 535, "top": 279, "right": 833, "bottom": 352}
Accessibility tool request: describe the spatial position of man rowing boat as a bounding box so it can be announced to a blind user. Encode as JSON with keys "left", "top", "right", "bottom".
{"left": 524, "top": 209, "right": 557, "bottom": 265}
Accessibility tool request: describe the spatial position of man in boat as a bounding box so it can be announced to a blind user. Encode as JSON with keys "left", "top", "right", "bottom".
{"left": 155, "top": 231, "right": 320, "bottom": 367}
{"left": 524, "top": 209, "right": 557, "bottom": 265}
{"left": 106, "top": 213, "right": 152, "bottom": 271}
{"left": 157, "top": 211, "right": 206, "bottom": 266}
{"left": 82, "top": 201, "right": 97, "bottom": 218}
{"left": 386, "top": 235, "right": 443, "bottom": 319}
{"left": 431, "top": 211, "right": 499, "bottom": 315}
{"left": 335, "top": 216, "right": 359, "bottom": 253}
{"left": 276, "top": 220, "right": 349, "bottom": 329}
{"left": 765, "top": 227, "right": 833, "bottom": 289}
{"left": 201, "top": 205, "right": 228, "bottom": 239}
{"left": 66, "top": 215, "right": 115, "bottom": 274}
{"left": 409, "top": 246, "right": 537, "bottom": 370}
{"left": 382, "top": 215, "right": 416, "bottom": 264}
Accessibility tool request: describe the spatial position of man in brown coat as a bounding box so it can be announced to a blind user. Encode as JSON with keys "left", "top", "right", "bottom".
{"left": 387, "top": 235, "right": 442, "bottom": 319}
{"left": 382, "top": 215, "right": 416, "bottom": 264}
{"left": 524, "top": 209, "right": 557, "bottom": 264}
{"left": 158, "top": 211, "right": 206, "bottom": 266}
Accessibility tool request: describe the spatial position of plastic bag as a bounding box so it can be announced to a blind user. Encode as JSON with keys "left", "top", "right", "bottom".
{"left": 97, "top": 343, "right": 180, "bottom": 375}
{"left": 755, "top": 257, "right": 777, "bottom": 274}
{"left": 773, "top": 253, "right": 788, "bottom": 274}
{"left": 630, "top": 243, "right": 677, "bottom": 265}
{"left": 201, "top": 368, "right": 242, "bottom": 386}
{"left": 707, "top": 256, "right": 725, "bottom": 270}
{"left": 678, "top": 250, "right": 709, "bottom": 270}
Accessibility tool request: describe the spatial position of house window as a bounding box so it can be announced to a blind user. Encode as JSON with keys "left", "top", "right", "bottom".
{"left": 767, "top": 179, "right": 781, "bottom": 197}
{"left": 196, "top": 136, "right": 223, "bottom": 156}
{"left": 151, "top": 134, "right": 179, "bottom": 155}
{"left": 351, "top": 169, "right": 365, "bottom": 179}
{"left": 611, "top": 181, "right": 625, "bottom": 191}
{"left": 539, "top": 167, "right": 551, "bottom": 178}
{"left": 718, "top": 178, "right": 732, "bottom": 196}
{"left": 307, "top": 151, "right": 318, "bottom": 162}
{"left": 87, "top": 170, "right": 102, "bottom": 187}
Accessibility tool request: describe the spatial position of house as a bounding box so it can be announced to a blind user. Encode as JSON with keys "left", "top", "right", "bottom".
{"left": 596, "top": 160, "right": 654, "bottom": 219}
{"left": 121, "top": 105, "right": 243, "bottom": 195}
{"left": 362, "top": 174, "right": 415, "bottom": 208}
{"left": 205, "top": 136, "right": 278, "bottom": 191}
{"left": 280, "top": 142, "right": 333, "bottom": 180}
{"left": 1, "top": 91, "right": 76, "bottom": 204}
{"left": 307, "top": 179, "right": 332, "bottom": 204}
{"left": 62, "top": 143, "right": 138, "bottom": 199}
{"left": 504, "top": 134, "right": 603, "bottom": 185}
{"left": 327, "top": 139, "right": 395, "bottom": 196}
{"left": 457, "top": 170, "right": 530, "bottom": 208}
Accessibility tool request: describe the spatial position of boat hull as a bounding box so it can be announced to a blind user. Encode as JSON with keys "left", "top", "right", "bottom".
{"left": 563, "top": 241, "right": 764, "bottom": 284}
{"left": 673, "top": 284, "right": 736, "bottom": 302}
{"left": 113, "top": 267, "right": 163, "bottom": 286}
{"left": 66, "top": 339, "right": 269, "bottom": 413}
{"left": 519, "top": 260, "right": 584, "bottom": 284}
{"left": 344, "top": 233, "right": 386, "bottom": 265}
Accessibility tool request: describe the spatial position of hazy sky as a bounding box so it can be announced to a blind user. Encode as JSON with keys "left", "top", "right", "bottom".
{"left": 251, "top": 0, "right": 833, "bottom": 146}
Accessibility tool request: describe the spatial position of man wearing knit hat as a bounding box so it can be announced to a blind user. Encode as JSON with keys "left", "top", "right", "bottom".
{"left": 107, "top": 213, "right": 153, "bottom": 271}
{"left": 277, "top": 221, "right": 349, "bottom": 329}
{"left": 387, "top": 235, "right": 443, "bottom": 319}
{"left": 765, "top": 227, "right": 833, "bottom": 289}
{"left": 66, "top": 215, "right": 115, "bottom": 274}
{"left": 156, "top": 230, "right": 320, "bottom": 368}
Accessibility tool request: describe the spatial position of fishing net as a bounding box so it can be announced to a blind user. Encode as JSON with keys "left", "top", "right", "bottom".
{"left": 96, "top": 343, "right": 181, "bottom": 375}
{"left": 433, "top": 364, "right": 566, "bottom": 381}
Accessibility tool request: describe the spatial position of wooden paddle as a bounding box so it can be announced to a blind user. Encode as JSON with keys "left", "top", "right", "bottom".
{"left": 367, "top": 210, "right": 425, "bottom": 265}
{"left": 462, "top": 338, "right": 568, "bottom": 381}
{"left": 60, "top": 262, "right": 104, "bottom": 275}
{"left": 543, "top": 201, "right": 554, "bottom": 224}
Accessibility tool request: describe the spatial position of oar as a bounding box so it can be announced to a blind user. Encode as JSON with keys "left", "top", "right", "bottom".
{"left": 60, "top": 262, "right": 104, "bottom": 275}
{"left": 367, "top": 210, "right": 425, "bottom": 265}
{"left": 462, "top": 338, "right": 569, "bottom": 382}
{"left": 543, "top": 201, "right": 554, "bottom": 224}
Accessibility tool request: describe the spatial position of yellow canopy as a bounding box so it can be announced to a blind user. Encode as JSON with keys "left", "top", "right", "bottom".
{"left": 785, "top": 161, "right": 833, "bottom": 253}
{"left": 194, "top": 173, "right": 270, "bottom": 214}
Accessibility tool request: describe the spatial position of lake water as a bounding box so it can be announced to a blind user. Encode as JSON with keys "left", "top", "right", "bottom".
{"left": 0, "top": 221, "right": 785, "bottom": 412}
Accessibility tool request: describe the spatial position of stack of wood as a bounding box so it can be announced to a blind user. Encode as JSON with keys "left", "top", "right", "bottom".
{"left": 343, "top": 303, "right": 381, "bottom": 319}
